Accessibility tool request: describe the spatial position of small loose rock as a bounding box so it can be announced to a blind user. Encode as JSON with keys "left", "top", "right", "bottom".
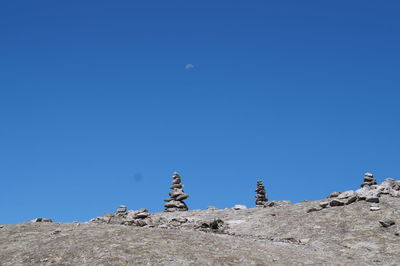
{"left": 379, "top": 219, "right": 396, "bottom": 228}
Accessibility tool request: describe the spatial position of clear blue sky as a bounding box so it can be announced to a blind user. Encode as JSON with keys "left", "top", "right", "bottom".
{"left": 1, "top": 1, "right": 399, "bottom": 224}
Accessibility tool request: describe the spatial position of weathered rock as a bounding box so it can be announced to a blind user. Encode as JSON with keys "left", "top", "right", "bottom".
{"left": 356, "top": 188, "right": 380, "bottom": 202}
{"left": 171, "top": 217, "right": 188, "bottom": 224}
{"left": 176, "top": 193, "right": 189, "bottom": 201}
{"left": 319, "top": 202, "right": 330, "bottom": 208}
{"left": 164, "top": 200, "right": 186, "bottom": 208}
{"left": 328, "top": 192, "right": 341, "bottom": 198}
{"left": 135, "top": 219, "right": 147, "bottom": 227}
{"left": 135, "top": 212, "right": 150, "bottom": 219}
{"left": 233, "top": 204, "right": 247, "bottom": 210}
{"left": 337, "top": 190, "right": 355, "bottom": 199}
{"left": 379, "top": 219, "right": 395, "bottom": 228}
{"left": 366, "top": 194, "right": 380, "bottom": 203}
{"left": 307, "top": 207, "right": 321, "bottom": 213}
{"left": 31, "top": 218, "right": 53, "bottom": 223}
{"left": 329, "top": 199, "right": 345, "bottom": 207}
{"left": 370, "top": 206, "right": 380, "bottom": 211}
{"left": 345, "top": 195, "right": 358, "bottom": 205}
{"left": 390, "top": 190, "right": 400, "bottom": 197}
{"left": 196, "top": 219, "right": 227, "bottom": 233}
{"left": 169, "top": 189, "right": 184, "bottom": 197}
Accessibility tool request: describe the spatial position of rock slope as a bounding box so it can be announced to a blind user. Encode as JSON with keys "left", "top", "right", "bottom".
{"left": 1, "top": 175, "right": 400, "bottom": 265}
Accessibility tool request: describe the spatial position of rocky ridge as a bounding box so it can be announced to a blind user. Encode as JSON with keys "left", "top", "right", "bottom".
{"left": 1, "top": 172, "right": 400, "bottom": 265}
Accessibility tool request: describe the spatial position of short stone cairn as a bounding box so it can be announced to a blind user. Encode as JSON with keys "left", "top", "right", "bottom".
{"left": 116, "top": 205, "right": 127, "bottom": 216}
{"left": 255, "top": 180, "right": 268, "bottom": 207}
{"left": 361, "top": 172, "right": 377, "bottom": 187}
{"left": 312, "top": 172, "right": 400, "bottom": 213}
{"left": 164, "top": 172, "right": 189, "bottom": 212}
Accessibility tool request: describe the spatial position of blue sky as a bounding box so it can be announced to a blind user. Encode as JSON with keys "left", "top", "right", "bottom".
{"left": 1, "top": 1, "right": 399, "bottom": 224}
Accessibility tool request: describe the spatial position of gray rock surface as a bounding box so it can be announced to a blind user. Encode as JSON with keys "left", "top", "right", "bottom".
{"left": 2, "top": 194, "right": 400, "bottom": 265}
{"left": 2, "top": 173, "right": 400, "bottom": 265}
{"left": 337, "top": 190, "right": 355, "bottom": 199}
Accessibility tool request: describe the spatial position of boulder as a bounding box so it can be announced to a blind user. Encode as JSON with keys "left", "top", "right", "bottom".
{"left": 135, "top": 212, "right": 150, "bottom": 219}
{"left": 329, "top": 199, "right": 345, "bottom": 207}
{"left": 319, "top": 202, "right": 329, "bottom": 208}
{"left": 337, "top": 190, "right": 355, "bottom": 199}
{"left": 356, "top": 187, "right": 380, "bottom": 201}
{"left": 345, "top": 195, "right": 358, "bottom": 205}
{"left": 328, "top": 192, "right": 341, "bottom": 198}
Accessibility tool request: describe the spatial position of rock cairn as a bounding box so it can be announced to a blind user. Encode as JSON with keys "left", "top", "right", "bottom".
{"left": 164, "top": 172, "right": 189, "bottom": 212}
{"left": 116, "top": 205, "right": 127, "bottom": 216}
{"left": 255, "top": 180, "right": 268, "bottom": 207}
{"left": 31, "top": 218, "right": 53, "bottom": 223}
{"left": 361, "top": 172, "right": 377, "bottom": 187}
{"left": 310, "top": 172, "right": 400, "bottom": 213}
{"left": 90, "top": 205, "right": 151, "bottom": 227}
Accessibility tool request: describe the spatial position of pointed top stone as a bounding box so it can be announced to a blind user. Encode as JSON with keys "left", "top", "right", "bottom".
{"left": 364, "top": 172, "right": 374, "bottom": 177}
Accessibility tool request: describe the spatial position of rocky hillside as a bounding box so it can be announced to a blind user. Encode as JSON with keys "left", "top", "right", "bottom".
{"left": 1, "top": 175, "right": 400, "bottom": 265}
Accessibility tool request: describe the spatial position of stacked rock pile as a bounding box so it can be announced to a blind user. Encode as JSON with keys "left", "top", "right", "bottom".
{"left": 164, "top": 172, "right": 189, "bottom": 212}
{"left": 90, "top": 206, "right": 151, "bottom": 227}
{"left": 31, "top": 218, "right": 53, "bottom": 223}
{"left": 255, "top": 180, "right": 268, "bottom": 207}
{"left": 124, "top": 208, "right": 151, "bottom": 226}
{"left": 361, "top": 172, "right": 377, "bottom": 187}
{"left": 310, "top": 173, "right": 400, "bottom": 213}
{"left": 116, "top": 205, "right": 127, "bottom": 216}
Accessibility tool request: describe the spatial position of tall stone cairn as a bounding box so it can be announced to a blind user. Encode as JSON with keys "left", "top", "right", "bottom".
{"left": 164, "top": 172, "right": 189, "bottom": 212}
{"left": 361, "top": 172, "right": 377, "bottom": 187}
{"left": 255, "top": 180, "right": 268, "bottom": 207}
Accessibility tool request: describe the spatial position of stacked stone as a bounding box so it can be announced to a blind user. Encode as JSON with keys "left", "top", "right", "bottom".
{"left": 164, "top": 172, "right": 189, "bottom": 212}
{"left": 361, "top": 172, "right": 377, "bottom": 187}
{"left": 255, "top": 180, "right": 268, "bottom": 207}
{"left": 116, "top": 205, "right": 127, "bottom": 216}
